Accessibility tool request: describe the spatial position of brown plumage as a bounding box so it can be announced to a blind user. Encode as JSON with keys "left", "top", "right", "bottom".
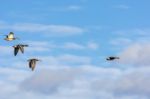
{"left": 28, "top": 58, "right": 40, "bottom": 71}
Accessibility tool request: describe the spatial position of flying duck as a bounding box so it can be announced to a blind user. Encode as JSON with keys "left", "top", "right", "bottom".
{"left": 27, "top": 58, "right": 40, "bottom": 71}
{"left": 4, "top": 32, "right": 19, "bottom": 41}
{"left": 106, "top": 56, "right": 120, "bottom": 61}
{"left": 13, "top": 44, "right": 28, "bottom": 56}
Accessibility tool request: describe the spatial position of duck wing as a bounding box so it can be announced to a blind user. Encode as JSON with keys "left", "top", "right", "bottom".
{"left": 19, "top": 46, "right": 24, "bottom": 53}
{"left": 14, "top": 47, "right": 19, "bottom": 56}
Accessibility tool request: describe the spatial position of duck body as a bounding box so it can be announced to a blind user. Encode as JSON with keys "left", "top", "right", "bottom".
{"left": 28, "top": 58, "right": 40, "bottom": 71}
{"left": 4, "top": 32, "right": 19, "bottom": 41}
{"left": 106, "top": 56, "right": 120, "bottom": 61}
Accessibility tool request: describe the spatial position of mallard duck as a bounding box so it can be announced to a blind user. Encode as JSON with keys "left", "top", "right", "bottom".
{"left": 13, "top": 44, "right": 28, "bottom": 56}
{"left": 27, "top": 58, "right": 40, "bottom": 71}
{"left": 4, "top": 32, "right": 19, "bottom": 41}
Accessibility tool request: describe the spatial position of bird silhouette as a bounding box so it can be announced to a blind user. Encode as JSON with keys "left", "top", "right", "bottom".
{"left": 106, "top": 56, "right": 120, "bottom": 61}
{"left": 4, "top": 32, "right": 19, "bottom": 41}
{"left": 13, "top": 44, "right": 28, "bottom": 56}
{"left": 27, "top": 58, "right": 40, "bottom": 71}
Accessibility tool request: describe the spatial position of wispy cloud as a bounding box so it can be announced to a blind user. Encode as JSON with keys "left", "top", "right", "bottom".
{"left": 0, "top": 46, "right": 12, "bottom": 55}
{"left": 24, "top": 41, "right": 53, "bottom": 53}
{"left": 32, "top": 5, "right": 83, "bottom": 12}
{"left": 112, "top": 28, "right": 150, "bottom": 47}
{"left": 0, "top": 22, "right": 85, "bottom": 36}
{"left": 63, "top": 42, "right": 99, "bottom": 50}
{"left": 63, "top": 42, "right": 85, "bottom": 50}
{"left": 37, "top": 54, "right": 92, "bottom": 67}
{"left": 67, "top": 5, "right": 82, "bottom": 11}
{"left": 114, "top": 28, "right": 150, "bottom": 37}
{"left": 87, "top": 42, "right": 99, "bottom": 50}
{"left": 114, "top": 5, "right": 130, "bottom": 10}
{"left": 23, "top": 41, "right": 99, "bottom": 53}
{"left": 49, "top": 5, "right": 82, "bottom": 12}
{"left": 110, "top": 38, "right": 132, "bottom": 46}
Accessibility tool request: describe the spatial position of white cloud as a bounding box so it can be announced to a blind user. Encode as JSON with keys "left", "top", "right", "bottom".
{"left": 114, "top": 5, "right": 130, "bottom": 10}
{"left": 63, "top": 42, "right": 85, "bottom": 50}
{"left": 18, "top": 66, "right": 150, "bottom": 99}
{"left": 63, "top": 42, "right": 99, "bottom": 50}
{"left": 39, "top": 5, "right": 82, "bottom": 12}
{"left": 0, "top": 65, "right": 150, "bottom": 99}
{"left": 0, "top": 46, "right": 12, "bottom": 55}
{"left": 36, "top": 54, "right": 92, "bottom": 67}
{"left": 23, "top": 41, "right": 99, "bottom": 52}
{"left": 20, "top": 69, "right": 78, "bottom": 94}
{"left": 114, "top": 28, "right": 150, "bottom": 37}
{"left": 56, "top": 54, "right": 91, "bottom": 65}
{"left": 110, "top": 38, "right": 132, "bottom": 46}
{"left": 87, "top": 42, "right": 99, "bottom": 50}
{"left": 119, "top": 43, "right": 150, "bottom": 66}
{"left": 67, "top": 5, "right": 82, "bottom": 11}
{"left": 24, "top": 41, "right": 53, "bottom": 53}
{"left": 0, "top": 67, "right": 30, "bottom": 83}
{"left": 0, "top": 22, "right": 85, "bottom": 36}
{"left": 49, "top": 5, "right": 82, "bottom": 12}
{"left": 111, "top": 28, "right": 150, "bottom": 50}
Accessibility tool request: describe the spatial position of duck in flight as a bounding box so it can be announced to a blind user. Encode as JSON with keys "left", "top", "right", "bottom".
{"left": 106, "top": 56, "right": 120, "bottom": 61}
{"left": 4, "top": 32, "right": 19, "bottom": 41}
{"left": 27, "top": 58, "right": 40, "bottom": 71}
{"left": 13, "top": 44, "right": 28, "bottom": 56}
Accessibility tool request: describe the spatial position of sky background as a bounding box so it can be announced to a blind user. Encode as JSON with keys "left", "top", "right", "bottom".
{"left": 0, "top": 0, "right": 150, "bottom": 99}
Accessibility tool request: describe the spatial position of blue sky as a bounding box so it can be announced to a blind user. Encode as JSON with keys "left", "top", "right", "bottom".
{"left": 0, "top": 0, "right": 150, "bottom": 99}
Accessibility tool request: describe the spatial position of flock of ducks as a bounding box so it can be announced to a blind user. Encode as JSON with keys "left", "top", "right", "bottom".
{"left": 3, "top": 32, "right": 120, "bottom": 71}
{"left": 3, "top": 32, "right": 40, "bottom": 71}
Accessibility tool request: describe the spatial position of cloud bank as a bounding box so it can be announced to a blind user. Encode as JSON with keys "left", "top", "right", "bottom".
{"left": 1, "top": 66, "right": 149, "bottom": 99}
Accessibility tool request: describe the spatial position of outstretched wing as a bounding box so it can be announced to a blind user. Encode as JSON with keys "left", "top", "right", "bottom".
{"left": 14, "top": 47, "right": 19, "bottom": 56}
{"left": 19, "top": 46, "right": 24, "bottom": 53}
